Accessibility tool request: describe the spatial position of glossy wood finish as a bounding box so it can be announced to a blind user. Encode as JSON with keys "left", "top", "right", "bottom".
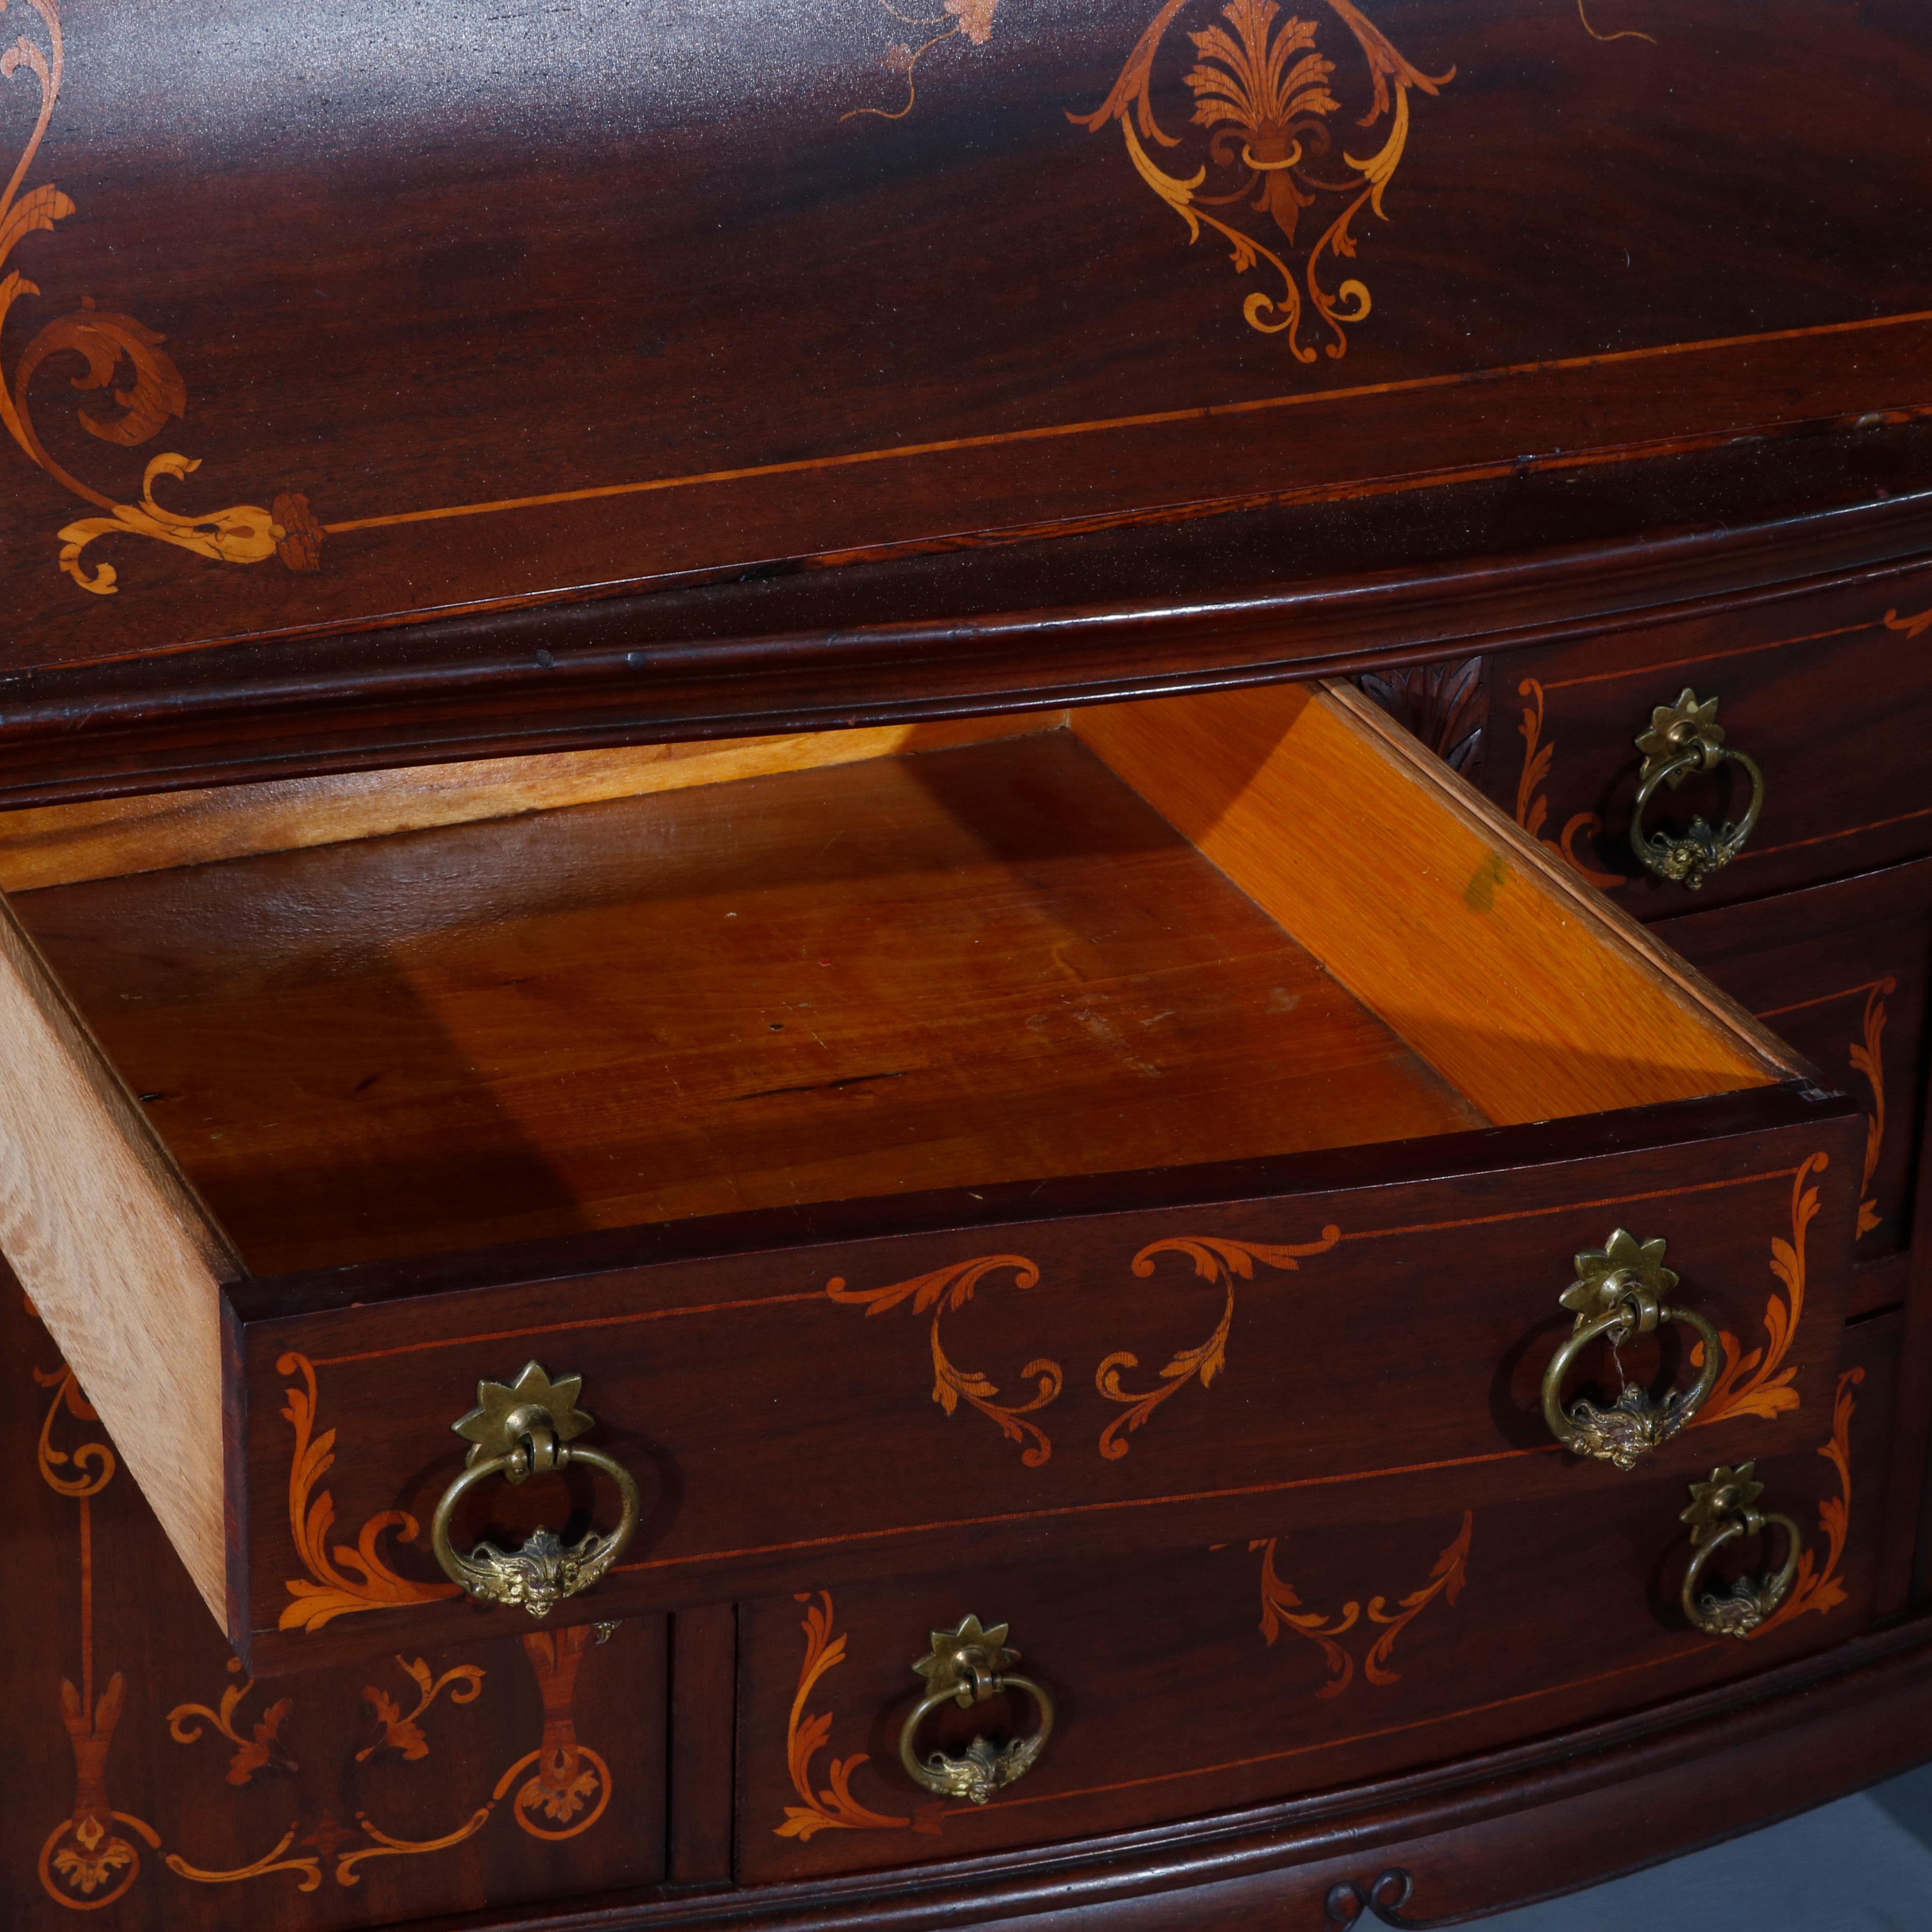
{"left": 1657, "top": 855, "right": 1932, "bottom": 1311}
{"left": 738, "top": 1312, "right": 1892, "bottom": 1881}
{"left": 4, "top": 436, "right": 1932, "bottom": 811}
{"left": 4, "top": 0, "right": 1932, "bottom": 1919}
{"left": 0, "top": 888, "right": 238, "bottom": 1622}
{"left": 227, "top": 1084, "right": 1857, "bottom": 1677}
{"left": 0, "top": 682, "right": 1835, "bottom": 1664}
{"left": 1073, "top": 682, "right": 1789, "bottom": 1123}
{"left": 2, "top": 1276, "right": 669, "bottom": 1931}
{"left": 0, "top": 5, "right": 1930, "bottom": 795}
{"left": 0, "top": 716, "right": 1059, "bottom": 894}
{"left": 8, "top": 1216, "right": 1923, "bottom": 1932}
{"left": 15, "top": 727, "right": 1487, "bottom": 1275}
{"left": 1481, "top": 565, "right": 1932, "bottom": 915}
{"left": 669, "top": 1605, "right": 739, "bottom": 1891}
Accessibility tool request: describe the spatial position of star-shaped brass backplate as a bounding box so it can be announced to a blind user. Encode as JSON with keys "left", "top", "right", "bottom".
{"left": 452, "top": 1361, "right": 596, "bottom": 1468}
{"left": 1635, "top": 689, "right": 1724, "bottom": 788}
{"left": 1682, "top": 1464, "right": 1763, "bottom": 1545}
{"left": 1560, "top": 1229, "right": 1677, "bottom": 1330}
{"left": 912, "top": 1615, "right": 1016, "bottom": 1701}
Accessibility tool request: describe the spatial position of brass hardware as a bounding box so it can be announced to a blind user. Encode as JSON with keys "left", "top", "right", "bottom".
{"left": 1629, "top": 688, "right": 1765, "bottom": 890}
{"left": 1541, "top": 1230, "right": 1725, "bottom": 1470}
{"left": 430, "top": 1362, "right": 640, "bottom": 1618}
{"left": 1679, "top": 1463, "right": 1802, "bottom": 1637}
{"left": 898, "top": 1615, "right": 1054, "bottom": 1804}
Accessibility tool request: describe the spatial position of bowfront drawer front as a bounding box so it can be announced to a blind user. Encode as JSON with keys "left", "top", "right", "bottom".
{"left": 0, "top": 680, "right": 1853, "bottom": 1671}
{"left": 737, "top": 1312, "right": 1899, "bottom": 1882}
{"left": 1655, "top": 854, "right": 1932, "bottom": 1312}
{"left": 226, "top": 1099, "right": 1860, "bottom": 1675}
{"left": 1488, "top": 566, "right": 1932, "bottom": 915}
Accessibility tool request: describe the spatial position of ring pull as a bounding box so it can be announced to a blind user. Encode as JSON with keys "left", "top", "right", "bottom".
{"left": 1629, "top": 687, "right": 1765, "bottom": 891}
{"left": 1679, "top": 1463, "right": 1802, "bottom": 1637}
{"left": 1541, "top": 1230, "right": 1725, "bottom": 1471}
{"left": 898, "top": 1615, "right": 1055, "bottom": 1804}
{"left": 430, "top": 1361, "right": 640, "bottom": 1618}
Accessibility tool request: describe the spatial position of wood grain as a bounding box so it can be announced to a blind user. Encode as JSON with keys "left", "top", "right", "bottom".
{"left": 5, "top": 437, "right": 1932, "bottom": 814}
{"left": 1487, "top": 597, "right": 1932, "bottom": 914}
{"left": 0, "top": 0, "right": 1927, "bottom": 795}
{"left": 0, "top": 894, "right": 241, "bottom": 1625}
{"left": 670, "top": 1605, "right": 739, "bottom": 1889}
{"left": 227, "top": 1090, "right": 1860, "bottom": 1673}
{"left": 3, "top": 1271, "right": 671, "bottom": 1928}
{"left": 1656, "top": 854, "right": 1932, "bottom": 1292}
{"left": 739, "top": 1314, "right": 1894, "bottom": 1883}
{"left": 16, "top": 728, "right": 1484, "bottom": 1275}
{"left": 0, "top": 716, "right": 1063, "bottom": 892}
{"left": 1073, "top": 682, "right": 1795, "bottom": 1126}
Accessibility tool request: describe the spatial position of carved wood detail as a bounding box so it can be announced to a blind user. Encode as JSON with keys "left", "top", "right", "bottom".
{"left": 1351, "top": 657, "right": 1489, "bottom": 779}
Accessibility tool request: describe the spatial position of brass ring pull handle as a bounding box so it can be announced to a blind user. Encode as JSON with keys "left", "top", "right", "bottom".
{"left": 1629, "top": 688, "right": 1765, "bottom": 891}
{"left": 1679, "top": 1463, "right": 1802, "bottom": 1637}
{"left": 1542, "top": 1231, "right": 1725, "bottom": 1471}
{"left": 430, "top": 1362, "right": 640, "bottom": 1619}
{"left": 898, "top": 1616, "right": 1054, "bottom": 1804}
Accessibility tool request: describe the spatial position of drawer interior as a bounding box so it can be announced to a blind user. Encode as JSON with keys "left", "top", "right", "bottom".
{"left": 0, "top": 679, "right": 1805, "bottom": 1629}
{"left": 9, "top": 682, "right": 1790, "bottom": 1279}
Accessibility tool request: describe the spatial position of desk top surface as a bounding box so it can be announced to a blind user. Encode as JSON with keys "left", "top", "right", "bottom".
{"left": 2, "top": 0, "right": 1930, "bottom": 793}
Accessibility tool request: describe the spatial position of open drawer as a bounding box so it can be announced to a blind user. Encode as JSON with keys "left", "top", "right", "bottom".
{"left": 0, "top": 681, "right": 1862, "bottom": 1673}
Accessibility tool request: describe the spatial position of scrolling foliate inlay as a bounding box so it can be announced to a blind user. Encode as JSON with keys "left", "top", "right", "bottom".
{"left": 0, "top": 0, "right": 321, "bottom": 594}
{"left": 1751, "top": 1366, "right": 1861, "bottom": 1639}
{"left": 1071, "top": 0, "right": 1452, "bottom": 356}
{"left": 826, "top": 1257, "right": 1064, "bottom": 1466}
{"left": 1695, "top": 1153, "right": 1824, "bottom": 1428}
{"left": 844, "top": 0, "right": 1000, "bottom": 123}
{"left": 1848, "top": 981, "right": 1894, "bottom": 1239}
{"left": 1512, "top": 679, "right": 1625, "bottom": 888}
{"left": 1248, "top": 1512, "right": 1472, "bottom": 1697}
{"left": 278, "top": 1351, "right": 463, "bottom": 1631}
{"left": 31, "top": 1337, "right": 158, "bottom": 1912}
{"left": 29, "top": 1314, "right": 623, "bottom": 1907}
{"left": 776, "top": 1591, "right": 946, "bottom": 1842}
{"left": 1098, "top": 1228, "right": 1342, "bottom": 1458}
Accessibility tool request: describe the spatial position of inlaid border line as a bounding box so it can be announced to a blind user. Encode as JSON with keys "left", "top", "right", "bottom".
{"left": 316, "top": 310, "right": 1932, "bottom": 540}
{"left": 1758, "top": 980, "right": 1895, "bottom": 1023}
{"left": 302, "top": 1164, "right": 1804, "bottom": 1370}
{"left": 605, "top": 1441, "right": 1556, "bottom": 1582}
{"left": 984, "top": 1639, "right": 1713, "bottom": 1812}
{"left": 1539, "top": 621, "right": 1875, "bottom": 694}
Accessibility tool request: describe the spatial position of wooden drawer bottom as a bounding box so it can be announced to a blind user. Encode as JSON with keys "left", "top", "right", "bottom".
{"left": 737, "top": 1311, "right": 1900, "bottom": 1884}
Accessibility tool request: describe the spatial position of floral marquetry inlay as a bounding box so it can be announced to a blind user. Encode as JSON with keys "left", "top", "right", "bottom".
{"left": 1695, "top": 1154, "right": 1824, "bottom": 1428}
{"left": 277, "top": 1350, "right": 462, "bottom": 1631}
{"left": 844, "top": 0, "right": 1002, "bottom": 122}
{"left": 1513, "top": 679, "right": 1624, "bottom": 888}
{"left": 1098, "top": 1229, "right": 1341, "bottom": 1459}
{"left": 777, "top": 1592, "right": 944, "bottom": 1841}
{"left": 1850, "top": 983, "right": 1893, "bottom": 1239}
{"left": 0, "top": 0, "right": 320, "bottom": 592}
{"left": 1752, "top": 1367, "right": 1861, "bottom": 1638}
{"left": 25, "top": 1310, "right": 624, "bottom": 1908}
{"left": 826, "top": 1256, "right": 1064, "bottom": 1466}
{"left": 1072, "top": 0, "right": 1452, "bottom": 356}
{"left": 1250, "top": 1512, "right": 1472, "bottom": 1696}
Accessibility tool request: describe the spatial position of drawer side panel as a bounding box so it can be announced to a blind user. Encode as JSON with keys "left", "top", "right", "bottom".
{"left": 0, "top": 893, "right": 240, "bottom": 1625}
